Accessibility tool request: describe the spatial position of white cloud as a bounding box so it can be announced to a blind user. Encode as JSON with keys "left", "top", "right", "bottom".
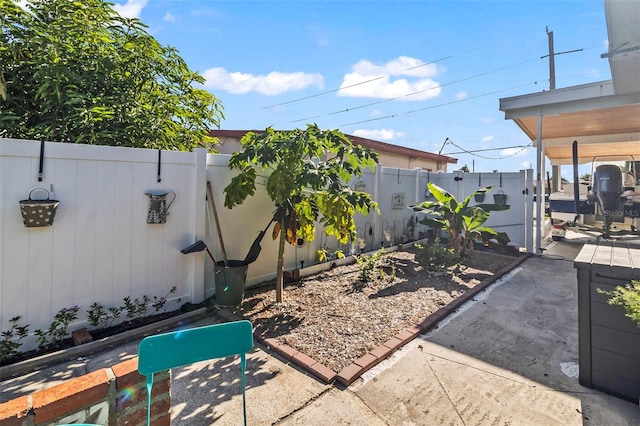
{"left": 164, "top": 12, "right": 176, "bottom": 22}
{"left": 113, "top": 0, "right": 148, "bottom": 18}
{"left": 501, "top": 147, "right": 528, "bottom": 157}
{"left": 520, "top": 161, "right": 534, "bottom": 169}
{"left": 353, "top": 129, "right": 404, "bottom": 141}
{"left": 455, "top": 91, "right": 468, "bottom": 100}
{"left": 481, "top": 136, "right": 494, "bottom": 143}
{"left": 338, "top": 56, "right": 441, "bottom": 101}
{"left": 202, "top": 67, "right": 324, "bottom": 95}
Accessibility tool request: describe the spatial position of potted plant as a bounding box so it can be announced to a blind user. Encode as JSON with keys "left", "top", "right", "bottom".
{"left": 601, "top": 280, "right": 640, "bottom": 327}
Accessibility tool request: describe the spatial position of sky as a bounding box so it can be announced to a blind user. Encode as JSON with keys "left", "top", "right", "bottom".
{"left": 111, "top": 0, "right": 611, "bottom": 176}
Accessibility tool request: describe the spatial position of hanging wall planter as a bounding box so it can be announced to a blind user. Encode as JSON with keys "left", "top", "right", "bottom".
{"left": 145, "top": 191, "right": 176, "bottom": 224}
{"left": 474, "top": 173, "right": 486, "bottom": 202}
{"left": 492, "top": 173, "right": 507, "bottom": 205}
{"left": 19, "top": 188, "right": 60, "bottom": 227}
{"left": 493, "top": 190, "right": 508, "bottom": 206}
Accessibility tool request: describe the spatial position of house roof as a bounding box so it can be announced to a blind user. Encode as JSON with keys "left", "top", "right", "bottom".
{"left": 208, "top": 129, "right": 458, "bottom": 164}
{"left": 498, "top": 0, "right": 640, "bottom": 165}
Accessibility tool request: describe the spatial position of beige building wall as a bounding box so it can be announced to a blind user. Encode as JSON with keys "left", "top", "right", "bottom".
{"left": 210, "top": 132, "right": 456, "bottom": 172}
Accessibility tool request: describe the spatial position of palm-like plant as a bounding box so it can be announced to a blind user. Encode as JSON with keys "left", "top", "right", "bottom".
{"left": 412, "top": 182, "right": 510, "bottom": 256}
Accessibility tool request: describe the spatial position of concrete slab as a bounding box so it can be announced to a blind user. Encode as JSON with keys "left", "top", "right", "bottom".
{"left": 3, "top": 256, "right": 639, "bottom": 425}
{"left": 171, "top": 347, "right": 330, "bottom": 426}
{"left": 346, "top": 257, "right": 640, "bottom": 425}
{"left": 354, "top": 341, "right": 583, "bottom": 425}
{"left": 278, "top": 388, "right": 386, "bottom": 425}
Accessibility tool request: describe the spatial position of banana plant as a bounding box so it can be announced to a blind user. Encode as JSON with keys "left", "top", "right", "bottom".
{"left": 412, "top": 182, "right": 510, "bottom": 256}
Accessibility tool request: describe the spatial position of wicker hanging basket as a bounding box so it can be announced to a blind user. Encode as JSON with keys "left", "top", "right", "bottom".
{"left": 493, "top": 190, "right": 508, "bottom": 206}
{"left": 19, "top": 188, "right": 60, "bottom": 227}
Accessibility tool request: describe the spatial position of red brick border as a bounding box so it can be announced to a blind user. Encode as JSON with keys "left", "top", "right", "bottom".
{"left": 223, "top": 253, "right": 531, "bottom": 387}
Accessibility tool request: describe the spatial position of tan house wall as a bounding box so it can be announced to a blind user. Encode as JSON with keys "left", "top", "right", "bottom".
{"left": 210, "top": 133, "right": 455, "bottom": 172}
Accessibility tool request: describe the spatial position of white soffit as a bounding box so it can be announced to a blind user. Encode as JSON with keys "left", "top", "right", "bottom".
{"left": 498, "top": 0, "right": 640, "bottom": 166}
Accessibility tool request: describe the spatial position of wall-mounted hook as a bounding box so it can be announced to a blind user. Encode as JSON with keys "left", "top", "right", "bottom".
{"left": 38, "top": 140, "right": 45, "bottom": 182}
{"left": 157, "top": 149, "right": 162, "bottom": 182}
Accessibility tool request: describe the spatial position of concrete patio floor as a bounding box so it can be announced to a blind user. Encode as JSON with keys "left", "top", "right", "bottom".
{"left": 168, "top": 243, "right": 639, "bottom": 425}
{"left": 2, "top": 239, "right": 639, "bottom": 425}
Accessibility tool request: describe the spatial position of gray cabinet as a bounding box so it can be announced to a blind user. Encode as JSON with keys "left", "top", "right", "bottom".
{"left": 574, "top": 241, "right": 640, "bottom": 403}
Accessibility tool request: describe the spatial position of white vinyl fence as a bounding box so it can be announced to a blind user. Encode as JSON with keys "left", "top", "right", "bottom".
{"left": 0, "top": 138, "right": 533, "bottom": 351}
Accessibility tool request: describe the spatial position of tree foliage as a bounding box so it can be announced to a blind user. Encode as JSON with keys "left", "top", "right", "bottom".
{"left": 0, "top": 0, "right": 223, "bottom": 149}
{"left": 412, "top": 183, "right": 510, "bottom": 256}
{"left": 224, "top": 125, "right": 379, "bottom": 302}
{"left": 600, "top": 280, "right": 640, "bottom": 327}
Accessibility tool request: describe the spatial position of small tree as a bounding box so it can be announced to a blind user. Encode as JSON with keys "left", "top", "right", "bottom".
{"left": 412, "top": 183, "right": 510, "bottom": 256}
{"left": 580, "top": 173, "right": 592, "bottom": 182}
{"left": 224, "top": 125, "right": 379, "bottom": 302}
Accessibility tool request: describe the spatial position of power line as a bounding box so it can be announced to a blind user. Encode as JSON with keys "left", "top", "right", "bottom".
{"left": 337, "top": 80, "right": 542, "bottom": 127}
{"left": 444, "top": 139, "right": 533, "bottom": 160}
{"left": 291, "top": 57, "right": 539, "bottom": 124}
{"left": 261, "top": 54, "right": 456, "bottom": 110}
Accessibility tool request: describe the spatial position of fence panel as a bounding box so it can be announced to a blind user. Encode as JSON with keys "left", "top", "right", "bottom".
{"left": 1, "top": 138, "right": 532, "bottom": 353}
{"left": 0, "top": 139, "right": 204, "bottom": 351}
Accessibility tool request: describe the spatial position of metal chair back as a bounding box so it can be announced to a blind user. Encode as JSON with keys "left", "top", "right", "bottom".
{"left": 137, "top": 320, "right": 254, "bottom": 425}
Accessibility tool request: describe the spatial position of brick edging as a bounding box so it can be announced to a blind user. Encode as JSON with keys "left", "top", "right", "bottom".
{"left": 219, "top": 253, "right": 532, "bottom": 387}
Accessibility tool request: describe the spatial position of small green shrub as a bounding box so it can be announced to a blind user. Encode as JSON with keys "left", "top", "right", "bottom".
{"left": 415, "top": 238, "right": 461, "bottom": 272}
{"left": 355, "top": 248, "right": 384, "bottom": 283}
{"left": 35, "top": 305, "right": 79, "bottom": 349}
{"left": 317, "top": 248, "right": 345, "bottom": 263}
{"left": 87, "top": 303, "right": 123, "bottom": 330}
{"left": 152, "top": 286, "right": 179, "bottom": 313}
{"left": 1, "top": 316, "right": 29, "bottom": 362}
{"left": 122, "top": 295, "right": 150, "bottom": 321}
{"left": 599, "top": 279, "right": 640, "bottom": 327}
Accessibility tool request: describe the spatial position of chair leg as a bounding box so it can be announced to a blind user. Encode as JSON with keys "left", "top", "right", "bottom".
{"left": 145, "top": 374, "right": 154, "bottom": 426}
{"left": 241, "top": 353, "right": 247, "bottom": 426}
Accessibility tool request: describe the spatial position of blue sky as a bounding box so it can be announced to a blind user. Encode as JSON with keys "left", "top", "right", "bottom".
{"left": 111, "top": 0, "right": 611, "bottom": 174}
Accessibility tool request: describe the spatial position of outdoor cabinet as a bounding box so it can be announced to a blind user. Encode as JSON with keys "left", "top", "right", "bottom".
{"left": 574, "top": 241, "right": 640, "bottom": 403}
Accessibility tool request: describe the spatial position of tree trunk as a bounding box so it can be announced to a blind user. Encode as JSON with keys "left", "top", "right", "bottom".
{"left": 275, "top": 217, "right": 286, "bottom": 302}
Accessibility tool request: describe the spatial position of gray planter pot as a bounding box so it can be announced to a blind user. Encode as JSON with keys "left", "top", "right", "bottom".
{"left": 575, "top": 242, "right": 640, "bottom": 404}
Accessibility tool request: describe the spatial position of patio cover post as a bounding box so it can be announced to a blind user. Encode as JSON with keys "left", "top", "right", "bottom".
{"left": 535, "top": 111, "right": 544, "bottom": 255}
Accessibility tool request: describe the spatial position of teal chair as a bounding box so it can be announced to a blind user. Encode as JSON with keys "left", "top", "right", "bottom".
{"left": 137, "top": 320, "right": 254, "bottom": 426}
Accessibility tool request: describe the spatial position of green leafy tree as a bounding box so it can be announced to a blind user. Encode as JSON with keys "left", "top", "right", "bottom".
{"left": 412, "top": 183, "right": 510, "bottom": 256}
{"left": 580, "top": 173, "right": 592, "bottom": 182}
{"left": 0, "top": 0, "right": 223, "bottom": 149}
{"left": 224, "top": 125, "right": 379, "bottom": 302}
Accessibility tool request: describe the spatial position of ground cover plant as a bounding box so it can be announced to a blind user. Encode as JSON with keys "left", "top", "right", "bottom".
{"left": 0, "top": 287, "right": 187, "bottom": 365}
{"left": 235, "top": 243, "right": 521, "bottom": 372}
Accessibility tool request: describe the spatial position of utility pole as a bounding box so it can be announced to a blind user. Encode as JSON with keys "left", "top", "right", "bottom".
{"left": 436, "top": 137, "right": 449, "bottom": 171}
{"left": 541, "top": 27, "right": 583, "bottom": 91}
{"left": 541, "top": 27, "right": 583, "bottom": 192}
{"left": 546, "top": 27, "right": 555, "bottom": 89}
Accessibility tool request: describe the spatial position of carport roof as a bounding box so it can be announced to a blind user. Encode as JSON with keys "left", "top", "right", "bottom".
{"left": 499, "top": 0, "right": 640, "bottom": 165}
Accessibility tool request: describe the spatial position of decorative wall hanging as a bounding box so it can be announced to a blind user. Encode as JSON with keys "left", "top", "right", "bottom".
{"left": 19, "top": 188, "right": 60, "bottom": 227}
{"left": 145, "top": 191, "right": 176, "bottom": 224}
{"left": 392, "top": 193, "right": 406, "bottom": 209}
{"left": 493, "top": 190, "right": 508, "bottom": 206}
{"left": 474, "top": 173, "right": 486, "bottom": 202}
